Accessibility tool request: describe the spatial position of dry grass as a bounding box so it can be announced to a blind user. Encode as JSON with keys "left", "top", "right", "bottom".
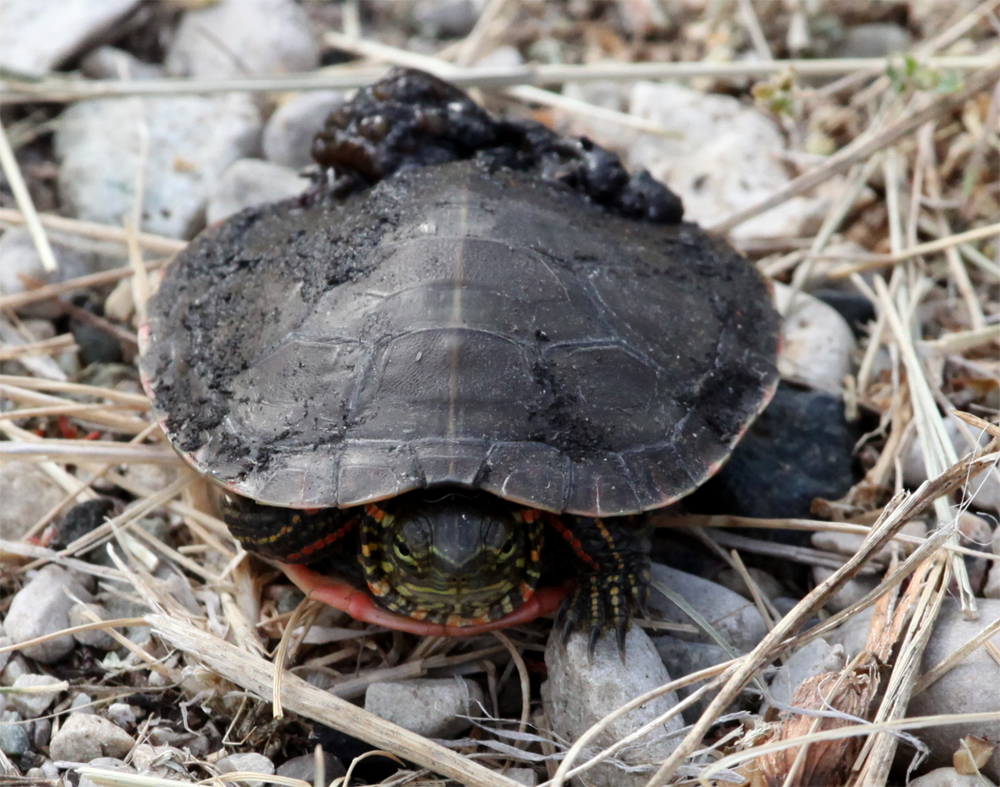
{"left": 1, "top": 1, "right": 998, "bottom": 786}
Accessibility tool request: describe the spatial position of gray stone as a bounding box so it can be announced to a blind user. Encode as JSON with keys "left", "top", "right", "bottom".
{"left": 906, "top": 767, "right": 997, "bottom": 787}
{"left": 0, "top": 461, "right": 67, "bottom": 543}
{"left": 69, "top": 693, "right": 96, "bottom": 715}
{"left": 764, "top": 638, "right": 846, "bottom": 713}
{"left": 542, "top": 625, "right": 683, "bottom": 787}
{"left": 0, "top": 0, "right": 141, "bottom": 77}
{"left": 0, "top": 637, "right": 12, "bottom": 673}
{"left": 56, "top": 95, "right": 261, "bottom": 239}
{"left": 505, "top": 768, "right": 539, "bottom": 786}
{"left": 653, "top": 634, "right": 732, "bottom": 723}
{"left": 834, "top": 24, "right": 912, "bottom": 59}
{"left": 166, "top": 0, "right": 318, "bottom": 80}
{"left": 628, "top": 82, "right": 832, "bottom": 241}
{"left": 5, "top": 565, "right": 93, "bottom": 663}
{"left": 1, "top": 654, "right": 30, "bottom": 687}
{"left": 49, "top": 713, "right": 136, "bottom": 762}
{"left": 903, "top": 417, "right": 999, "bottom": 514}
{"left": 276, "top": 751, "right": 346, "bottom": 783}
{"left": 365, "top": 677, "right": 485, "bottom": 739}
{"left": 216, "top": 752, "right": 275, "bottom": 787}
{"left": 774, "top": 283, "right": 855, "bottom": 394}
{"left": 105, "top": 703, "right": 136, "bottom": 730}
{"left": 647, "top": 563, "right": 768, "bottom": 652}
{"left": 263, "top": 91, "right": 345, "bottom": 169}
{"left": 206, "top": 159, "right": 310, "bottom": 224}
{"left": 905, "top": 599, "right": 1000, "bottom": 781}
{"left": 68, "top": 603, "right": 117, "bottom": 650}
{"left": 0, "top": 711, "right": 30, "bottom": 757}
{"left": 414, "top": 0, "right": 481, "bottom": 38}
{"left": 9, "top": 674, "right": 63, "bottom": 718}
{"left": 80, "top": 46, "right": 161, "bottom": 80}
{"left": 711, "top": 566, "right": 785, "bottom": 602}
{"left": 812, "top": 566, "right": 881, "bottom": 613}
{"left": 77, "top": 758, "right": 136, "bottom": 787}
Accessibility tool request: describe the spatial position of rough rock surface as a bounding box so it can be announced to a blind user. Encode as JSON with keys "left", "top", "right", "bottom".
{"left": 0, "top": 0, "right": 142, "bottom": 77}
{"left": 364, "top": 678, "right": 485, "bottom": 738}
{"left": 774, "top": 283, "right": 855, "bottom": 394}
{"left": 165, "top": 0, "right": 319, "bottom": 80}
{"left": 628, "top": 81, "right": 829, "bottom": 240}
{"left": 543, "top": 625, "right": 683, "bottom": 787}
{"left": 5, "top": 565, "right": 93, "bottom": 663}
{"left": 56, "top": 96, "right": 261, "bottom": 238}
{"left": 647, "top": 563, "right": 768, "bottom": 652}
{"left": 49, "top": 713, "right": 136, "bottom": 761}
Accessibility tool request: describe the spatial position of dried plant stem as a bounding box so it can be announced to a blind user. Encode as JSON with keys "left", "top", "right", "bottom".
{"left": 0, "top": 121, "right": 58, "bottom": 273}
{"left": 708, "top": 68, "right": 1000, "bottom": 236}
{"left": 0, "top": 207, "right": 185, "bottom": 254}
{"left": 149, "top": 615, "right": 524, "bottom": 787}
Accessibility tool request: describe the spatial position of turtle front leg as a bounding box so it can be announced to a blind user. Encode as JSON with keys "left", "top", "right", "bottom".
{"left": 545, "top": 514, "right": 651, "bottom": 659}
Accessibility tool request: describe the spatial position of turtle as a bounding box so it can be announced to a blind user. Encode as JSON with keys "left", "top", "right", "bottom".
{"left": 139, "top": 68, "right": 780, "bottom": 651}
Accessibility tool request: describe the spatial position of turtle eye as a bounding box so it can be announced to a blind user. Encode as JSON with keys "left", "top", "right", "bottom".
{"left": 499, "top": 536, "right": 516, "bottom": 558}
{"left": 394, "top": 540, "right": 415, "bottom": 562}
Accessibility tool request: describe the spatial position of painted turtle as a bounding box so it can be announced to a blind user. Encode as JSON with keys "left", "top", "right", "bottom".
{"left": 140, "top": 69, "right": 780, "bottom": 650}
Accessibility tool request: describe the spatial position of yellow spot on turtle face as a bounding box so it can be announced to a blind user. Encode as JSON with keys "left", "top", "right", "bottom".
{"left": 380, "top": 561, "right": 395, "bottom": 573}
{"left": 411, "top": 609, "right": 429, "bottom": 621}
{"left": 369, "top": 579, "right": 391, "bottom": 597}
{"left": 361, "top": 543, "right": 371, "bottom": 557}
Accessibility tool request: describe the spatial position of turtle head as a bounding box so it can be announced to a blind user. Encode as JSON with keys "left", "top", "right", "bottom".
{"left": 359, "top": 491, "right": 544, "bottom": 625}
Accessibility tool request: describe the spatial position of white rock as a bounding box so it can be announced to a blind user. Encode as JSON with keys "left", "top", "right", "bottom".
{"left": 906, "top": 767, "right": 996, "bottom": 787}
{"left": 0, "top": 227, "right": 124, "bottom": 301}
{"left": 906, "top": 599, "right": 1000, "bottom": 780}
{"left": 69, "top": 603, "right": 116, "bottom": 650}
{"left": 414, "top": 0, "right": 482, "bottom": 38}
{"left": 627, "top": 82, "right": 829, "bottom": 240}
{"left": 0, "top": 0, "right": 142, "bottom": 77}
{"left": 166, "top": 0, "right": 319, "bottom": 80}
{"left": 263, "top": 91, "right": 345, "bottom": 170}
{"left": 206, "top": 159, "right": 310, "bottom": 224}
{"left": 0, "top": 711, "right": 30, "bottom": 757}
{"left": 647, "top": 563, "right": 768, "bottom": 652}
{"left": 505, "top": 768, "right": 539, "bottom": 786}
{"left": 364, "top": 677, "right": 485, "bottom": 738}
{"left": 10, "top": 674, "right": 64, "bottom": 718}
{"left": 833, "top": 24, "right": 912, "bottom": 59}
{"left": 0, "top": 462, "right": 67, "bottom": 542}
{"left": 80, "top": 46, "right": 161, "bottom": 80}
{"left": 216, "top": 753, "right": 275, "bottom": 787}
{"left": 774, "top": 282, "right": 855, "bottom": 394}
{"left": 5, "top": 565, "right": 93, "bottom": 663}
{"left": 49, "top": 713, "right": 136, "bottom": 762}
{"left": 542, "top": 625, "right": 683, "bottom": 787}
{"left": 764, "top": 638, "right": 846, "bottom": 713}
{"left": 652, "top": 635, "right": 732, "bottom": 722}
{"left": 902, "top": 416, "right": 999, "bottom": 513}
{"left": 56, "top": 95, "right": 261, "bottom": 239}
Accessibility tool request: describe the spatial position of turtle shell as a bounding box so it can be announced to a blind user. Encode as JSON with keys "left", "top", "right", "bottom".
{"left": 140, "top": 159, "right": 779, "bottom": 517}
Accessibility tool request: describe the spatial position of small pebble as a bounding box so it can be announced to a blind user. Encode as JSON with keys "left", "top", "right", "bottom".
{"left": 69, "top": 694, "right": 95, "bottom": 714}
{"left": 0, "top": 462, "right": 71, "bottom": 542}
{"left": 813, "top": 289, "right": 876, "bottom": 338}
{"left": 5, "top": 565, "right": 94, "bottom": 663}
{"left": 0, "top": 0, "right": 142, "bottom": 76}
{"left": 166, "top": 0, "right": 319, "bottom": 80}
{"left": 364, "top": 678, "right": 485, "bottom": 739}
{"left": 504, "top": 768, "right": 540, "bottom": 786}
{"left": 31, "top": 717, "right": 51, "bottom": 750}
{"left": 206, "top": 159, "right": 311, "bottom": 224}
{"left": 263, "top": 91, "right": 346, "bottom": 169}
{"left": 56, "top": 95, "right": 262, "bottom": 239}
{"left": 106, "top": 703, "right": 137, "bottom": 731}
{"left": 833, "top": 23, "right": 912, "bottom": 58}
{"left": 774, "top": 283, "right": 855, "bottom": 394}
{"left": 10, "top": 674, "right": 64, "bottom": 718}
{"left": 49, "top": 713, "right": 136, "bottom": 762}
{"left": 628, "top": 81, "right": 830, "bottom": 240}
{"left": 905, "top": 767, "right": 997, "bottom": 787}
{"left": 0, "top": 711, "right": 30, "bottom": 757}
{"left": 647, "top": 563, "right": 769, "bottom": 653}
{"left": 80, "top": 47, "right": 161, "bottom": 80}
{"left": 1, "top": 654, "right": 31, "bottom": 687}
{"left": 414, "top": 0, "right": 481, "bottom": 38}
{"left": 276, "top": 751, "right": 346, "bottom": 783}
{"left": 542, "top": 625, "right": 683, "bottom": 787}
{"left": 216, "top": 752, "right": 276, "bottom": 787}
